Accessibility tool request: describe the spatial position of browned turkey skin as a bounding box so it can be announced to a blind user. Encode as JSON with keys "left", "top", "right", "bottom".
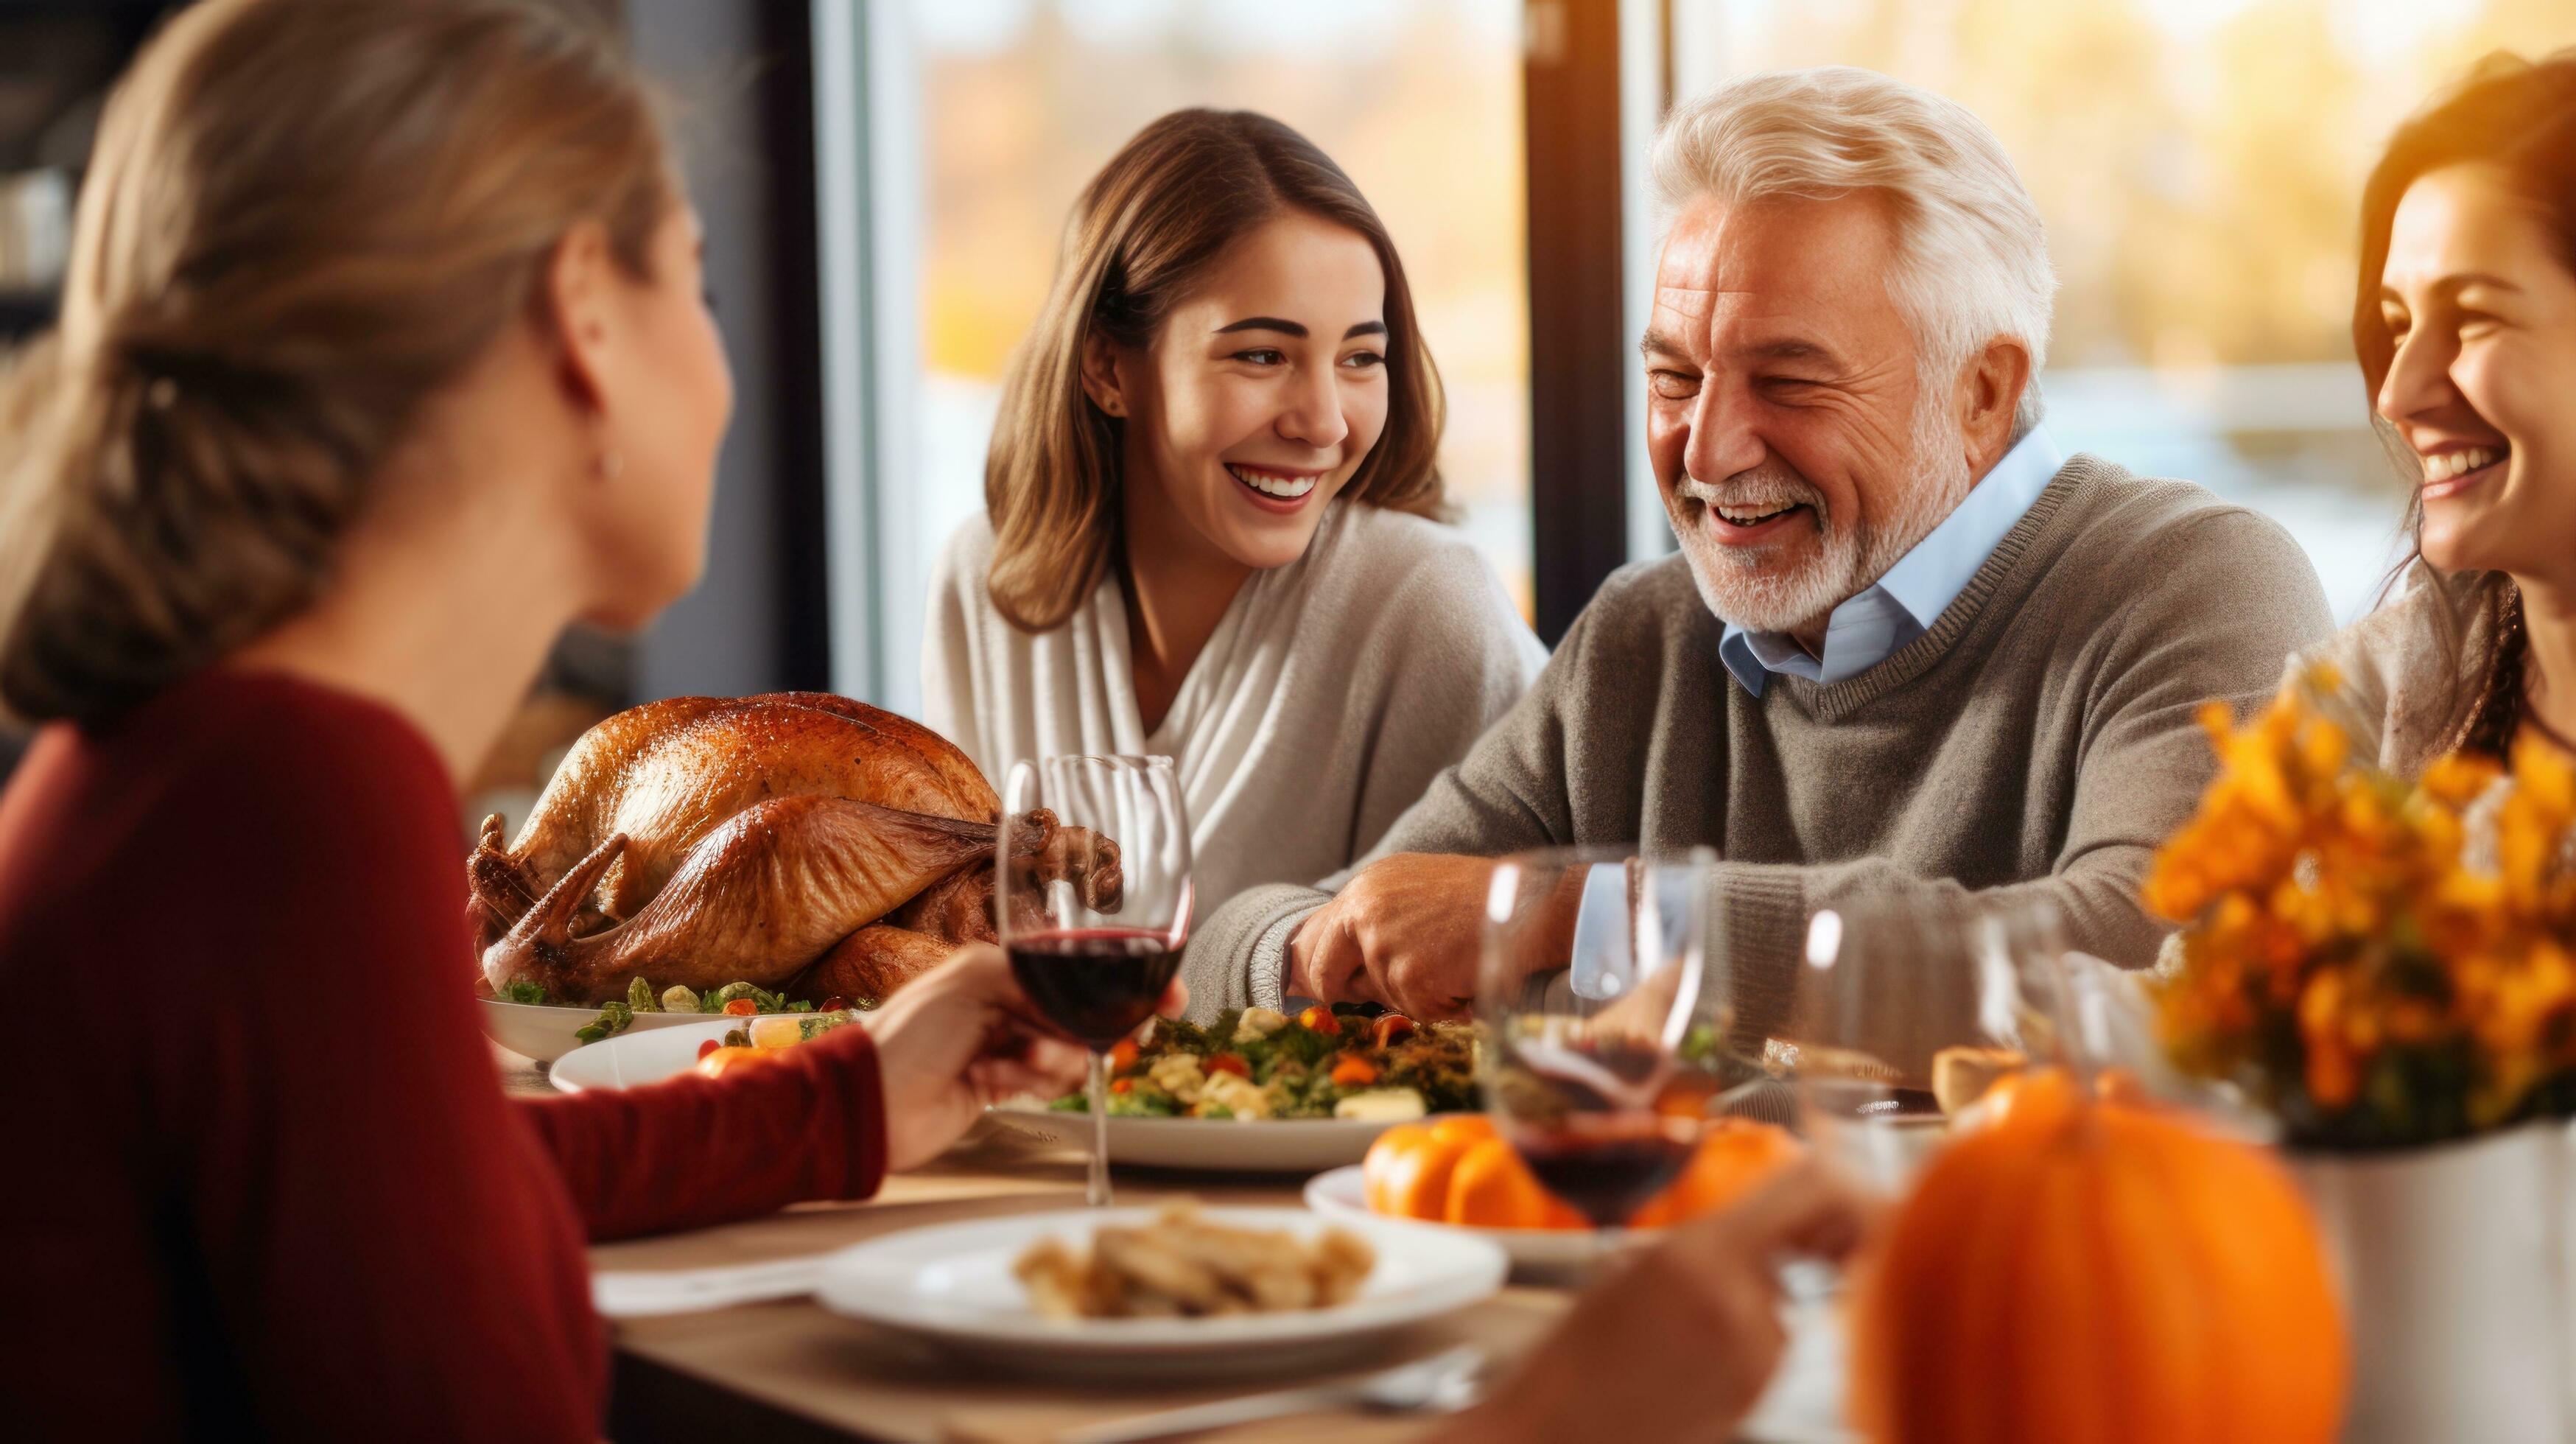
{"left": 470, "top": 693, "right": 1118, "bottom": 1004}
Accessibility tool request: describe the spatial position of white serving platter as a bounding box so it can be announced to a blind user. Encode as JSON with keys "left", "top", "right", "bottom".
{"left": 480, "top": 995, "right": 723, "bottom": 1065}
{"left": 984, "top": 1102, "right": 1440, "bottom": 1174}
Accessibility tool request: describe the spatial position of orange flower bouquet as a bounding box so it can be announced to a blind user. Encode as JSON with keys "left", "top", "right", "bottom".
{"left": 2146, "top": 666, "right": 2576, "bottom": 1149}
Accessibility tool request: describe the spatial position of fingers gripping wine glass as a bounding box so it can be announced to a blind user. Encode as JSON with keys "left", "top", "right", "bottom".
{"left": 997, "top": 756, "right": 1191, "bottom": 1208}
{"left": 1479, "top": 849, "right": 1719, "bottom": 1253}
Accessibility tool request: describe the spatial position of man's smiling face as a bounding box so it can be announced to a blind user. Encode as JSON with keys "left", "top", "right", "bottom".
{"left": 1643, "top": 190, "right": 1969, "bottom": 639}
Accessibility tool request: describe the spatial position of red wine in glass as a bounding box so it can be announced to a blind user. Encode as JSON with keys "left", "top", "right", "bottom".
{"left": 1512, "top": 1115, "right": 1699, "bottom": 1229}
{"left": 1006, "top": 927, "right": 1182, "bottom": 1051}
{"left": 1496, "top": 1037, "right": 1700, "bottom": 1229}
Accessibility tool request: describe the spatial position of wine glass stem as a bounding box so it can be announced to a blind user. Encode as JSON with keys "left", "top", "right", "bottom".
{"left": 1086, "top": 1048, "right": 1112, "bottom": 1208}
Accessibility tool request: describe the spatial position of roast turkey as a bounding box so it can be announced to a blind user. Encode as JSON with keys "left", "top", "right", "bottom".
{"left": 469, "top": 692, "right": 1117, "bottom": 1004}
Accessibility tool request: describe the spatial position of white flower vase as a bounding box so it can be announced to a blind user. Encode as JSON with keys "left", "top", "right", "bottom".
{"left": 2291, "top": 1121, "right": 2576, "bottom": 1444}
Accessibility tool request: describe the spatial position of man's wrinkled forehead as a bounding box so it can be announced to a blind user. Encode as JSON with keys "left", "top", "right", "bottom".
{"left": 1645, "top": 193, "right": 1900, "bottom": 347}
{"left": 1653, "top": 283, "right": 1720, "bottom": 323}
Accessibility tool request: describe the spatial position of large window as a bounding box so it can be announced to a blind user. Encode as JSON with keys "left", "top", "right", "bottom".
{"left": 835, "top": 0, "right": 1533, "bottom": 717}
{"left": 1671, "top": 0, "right": 2576, "bottom": 621}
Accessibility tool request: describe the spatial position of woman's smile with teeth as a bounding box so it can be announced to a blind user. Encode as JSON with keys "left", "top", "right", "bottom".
{"left": 2421, "top": 444, "right": 2507, "bottom": 483}
{"left": 1226, "top": 464, "right": 1319, "bottom": 499}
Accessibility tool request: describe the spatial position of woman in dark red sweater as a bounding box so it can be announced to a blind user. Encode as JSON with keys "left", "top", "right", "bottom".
{"left": 0, "top": 3, "right": 1878, "bottom": 1440}
{"left": 0, "top": 1, "right": 1092, "bottom": 1437}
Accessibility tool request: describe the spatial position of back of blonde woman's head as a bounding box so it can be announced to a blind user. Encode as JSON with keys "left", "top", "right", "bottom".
{"left": 0, "top": 0, "right": 673, "bottom": 728}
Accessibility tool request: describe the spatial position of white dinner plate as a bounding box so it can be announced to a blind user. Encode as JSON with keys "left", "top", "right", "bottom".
{"left": 480, "top": 996, "right": 725, "bottom": 1065}
{"left": 812, "top": 1205, "right": 1506, "bottom": 1381}
{"left": 549, "top": 1016, "right": 748, "bottom": 1091}
{"left": 1304, "top": 1164, "right": 1853, "bottom": 1301}
{"left": 983, "top": 1102, "right": 1442, "bottom": 1173}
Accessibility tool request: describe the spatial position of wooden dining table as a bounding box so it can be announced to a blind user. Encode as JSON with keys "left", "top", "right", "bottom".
{"left": 497, "top": 1048, "right": 1576, "bottom": 1444}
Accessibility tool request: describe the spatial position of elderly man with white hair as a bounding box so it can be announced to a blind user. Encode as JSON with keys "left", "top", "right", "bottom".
{"left": 1179, "top": 66, "right": 2332, "bottom": 1041}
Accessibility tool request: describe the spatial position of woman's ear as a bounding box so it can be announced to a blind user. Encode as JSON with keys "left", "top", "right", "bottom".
{"left": 542, "top": 219, "right": 617, "bottom": 416}
{"left": 1078, "top": 330, "right": 1129, "bottom": 419}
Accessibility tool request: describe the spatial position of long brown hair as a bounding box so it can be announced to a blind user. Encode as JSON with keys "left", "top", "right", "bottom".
{"left": 2351, "top": 51, "right": 2576, "bottom": 749}
{"left": 0, "top": 0, "right": 673, "bottom": 728}
{"left": 983, "top": 108, "right": 1449, "bottom": 633}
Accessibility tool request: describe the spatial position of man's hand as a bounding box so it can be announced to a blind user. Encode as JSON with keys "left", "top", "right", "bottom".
{"left": 1288, "top": 853, "right": 1579, "bottom": 1019}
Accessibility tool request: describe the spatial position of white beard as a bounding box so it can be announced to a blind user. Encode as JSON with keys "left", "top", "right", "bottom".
{"left": 1670, "top": 397, "right": 1975, "bottom": 636}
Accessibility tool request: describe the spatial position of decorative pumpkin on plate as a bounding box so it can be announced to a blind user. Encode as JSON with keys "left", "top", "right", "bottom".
{"left": 1850, "top": 1069, "right": 2347, "bottom": 1444}
{"left": 1362, "top": 1116, "right": 1797, "bottom": 1231}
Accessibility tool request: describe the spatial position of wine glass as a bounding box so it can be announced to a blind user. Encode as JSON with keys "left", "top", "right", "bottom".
{"left": 1478, "top": 847, "right": 1721, "bottom": 1253}
{"left": 1789, "top": 891, "right": 2077, "bottom": 1192}
{"left": 996, "top": 755, "right": 1191, "bottom": 1208}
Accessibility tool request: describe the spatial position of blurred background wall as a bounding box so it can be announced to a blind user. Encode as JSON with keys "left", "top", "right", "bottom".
{"left": 4, "top": 0, "right": 2574, "bottom": 802}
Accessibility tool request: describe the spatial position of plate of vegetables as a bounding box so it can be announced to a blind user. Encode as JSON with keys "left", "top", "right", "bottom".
{"left": 986, "top": 1005, "right": 1479, "bottom": 1173}
{"left": 478, "top": 976, "right": 866, "bottom": 1064}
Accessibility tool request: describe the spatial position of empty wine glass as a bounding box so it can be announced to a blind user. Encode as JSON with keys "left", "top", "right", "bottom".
{"left": 1790, "top": 891, "right": 2080, "bottom": 1192}
{"left": 1478, "top": 847, "right": 1722, "bottom": 1252}
{"left": 996, "top": 755, "right": 1191, "bottom": 1208}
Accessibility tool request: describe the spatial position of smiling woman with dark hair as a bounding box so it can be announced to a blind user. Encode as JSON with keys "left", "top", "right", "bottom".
{"left": 2302, "top": 50, "right": 2576, "bottom": 772}
{"left": 924, "top": 109, "right": 1543, "bottom": 922}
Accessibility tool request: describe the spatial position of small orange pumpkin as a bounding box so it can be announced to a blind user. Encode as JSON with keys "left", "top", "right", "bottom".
{"left": 1361, "top": 1117, "right": 1502, "bottom": 1219}
{"left": 1850, "top": 1070, "right": 2347, "bottom": 1444}
{"left": 1426, "top": 1115, "right": 1497, "bottom": 1149}
{"left": 1629, "top": 1119, "right": 1800, "bottom": 1229}
{"left": 1446, "top": 1137, "right": 1586, "bottom": 1230}
{"left": 1362, "top": 1124, "right": 1460, "bottom": 1218}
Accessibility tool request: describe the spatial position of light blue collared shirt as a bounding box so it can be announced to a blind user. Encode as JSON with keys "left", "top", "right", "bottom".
{"left": 1716, "top": 427, "right": 2065, "bottom": 695}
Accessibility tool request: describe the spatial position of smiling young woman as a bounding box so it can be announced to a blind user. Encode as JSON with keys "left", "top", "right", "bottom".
{"left": 2301, "top": 51, "right": 2576, "bottom": 774}
{"left": 925, "top": 109, "right": 1545, "bottom": 918}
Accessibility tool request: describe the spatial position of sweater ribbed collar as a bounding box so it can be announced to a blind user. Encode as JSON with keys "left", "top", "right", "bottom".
{"left": 1754, "top": 454, "right": 2107, "bottom": 721}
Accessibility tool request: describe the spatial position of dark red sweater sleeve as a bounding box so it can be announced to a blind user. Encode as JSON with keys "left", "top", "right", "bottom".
{"left": 519, "top": 1024, "right": 889, "bottom": 1240}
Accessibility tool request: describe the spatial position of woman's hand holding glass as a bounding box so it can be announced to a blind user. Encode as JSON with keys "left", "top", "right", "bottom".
{"left": 847, "top": 944, "right": 1109, "bottom": 1173}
